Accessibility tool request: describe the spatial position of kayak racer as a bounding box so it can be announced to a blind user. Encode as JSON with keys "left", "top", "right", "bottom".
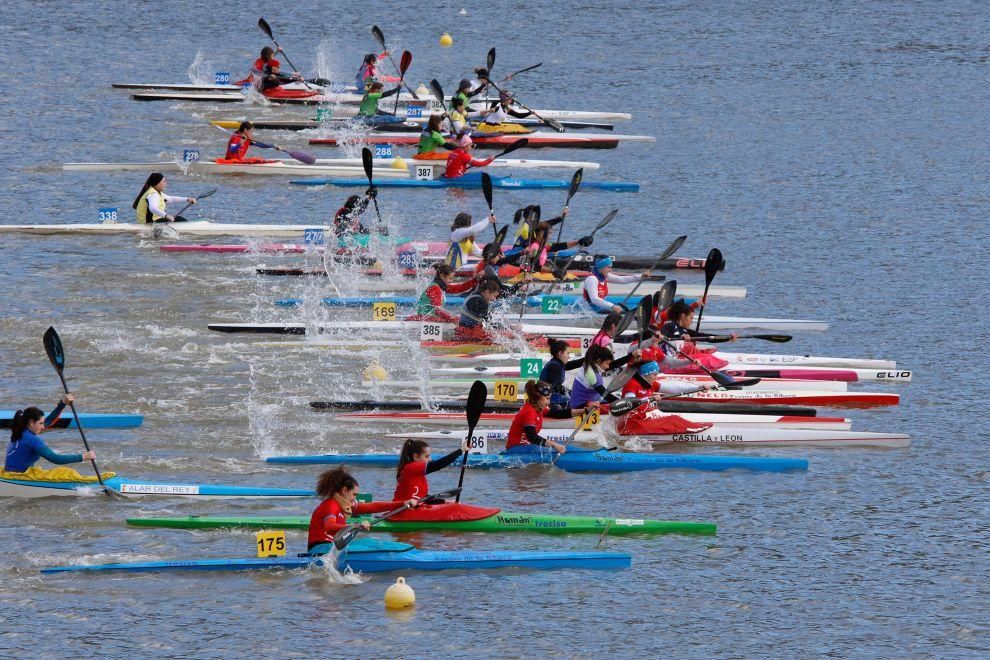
{"left": 332, "top": 191, "right": 380, "bottom": 236}
{"left": 355, "top": 52, "right": 399, "bottom": 91}
{"left": 476, "top": 91, "right": 533, "bottom": 134}
{"left": 454, "top": 278, "right": 513, "bottom": 341}
{"left": 538, "top": 340, "right": 602, "bottom": 420}
{"left": 525, "top": 221, "right": 591, "bottom": 273}
{"left": 307, "top": 467, "right": 414, "bottom": 551}
{"left": 505, "top": 381, "right": 567, "bottom": 453}
{"left": 132, "top": 173, "right": 196, "bottom": 224}
{"left": 246, "top": 47, "right": 301, "bottom": 91}
{"left": 414, "top": 114, "right": 457, "bottom": 160}
{"left": 222, "top": 121, "right": 280, "bottom": 163}
{"left": 357, "top": 81, "right": 402, "bottom": 124}
{"left": 444, "top": 134, "right": 494, "bottom": 179}
{"left": 393, "top": 439, "right": 467, "bottom": 500}
{"left": 581, "top": 256, "right": 652, "bottom": 313}
{"left": 406, "top": 263, "right": 478, "bottom": 323}
{"left": 4, "top": 394, "right": 96, "bottom": 473}
{"left": 659, "top": 299, "right": 734, "bottom": 372}
{"left": 620, "top": 360, "right": 715, "bottom": 399}
{"left": 445, "top": 210, "right": 495, "bottom": 269}
{"left": 569, "top": 345, "right": 623, "bottom": 412}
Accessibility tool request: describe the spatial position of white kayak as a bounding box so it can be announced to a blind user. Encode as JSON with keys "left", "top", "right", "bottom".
{"left": 370, "top": 377, "right": 850, "bottom": 393}
{"left": 342, "top": 410, "right": 852, "bottom": 430}
{"left": 300, "top": 281, "right": 746, "bottom": 299}
{"left": 388, "top": 427, "right": 908, "bottom": 448}
{"left": 430, "top": 347, "right": 880, "bottom": 367}
{"left": 0, "top": 221, "right": 326, "bottom": 237}
{"left": 63, "top": 160, "right": 409, "bottom": 178}
{"left": 429, "top": 365, "right": 912, "bottom": 384}
{"left": 62, "top": 156, "right": 601, "bottom": 174}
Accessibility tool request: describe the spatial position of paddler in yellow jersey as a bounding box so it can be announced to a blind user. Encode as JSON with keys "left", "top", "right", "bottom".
{"left": 415, "top": 114, "right": 456, "bottom": 160}
{"left": 131, "top": 173, "right": 196, "bottom": 224}
{"left": 445, "top": 211, "right": 495, "bottom": 269}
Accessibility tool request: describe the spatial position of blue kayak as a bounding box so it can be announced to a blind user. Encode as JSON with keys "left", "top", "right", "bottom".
{"left": 42, "top": 537, "right": 630, "bottom": 574}
{"left": 290, "top": 172, "right": 638, "bottom": 193}
{"left": 266, "top": 446, "right": 808, "bottom": 473}
{"left": 275, "top": 294, "right": 698, "bottom": 309}
{"left": 0, "top": 410, "right": 143, "bottom": 430}
{"left": 0, "top": 473, "right": 314, "bottom": 499}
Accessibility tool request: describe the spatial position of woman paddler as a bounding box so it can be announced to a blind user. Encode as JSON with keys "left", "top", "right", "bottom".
{"left": 505, "top": 381, "right": 567, "bottom": 454}
{"left": 525, "top": 222, "right": 592, "bottom": 273}
{"left": 307, "top": 467, "right": 415, "bottom": 552}
{"left": 580, "top": 256, "right": 652, "bottom": 314}
{"left": 444, "top": 133, "right": 495, "bottom": 179}
{"left": 449, "top": 97, "right": 472, "bottom": 133}
{"left": 223, "top": 121, "right": 273, "bottom": 163}
{"left": 415, "top": 114, "right": 457, "bottom": 160}
{"left": 406, "top": 263, "right": 478, "bottom": 323}
{"left": 132, "top": 173, "right": 196, "bottom": 224}
{"left": 569, "top": 345, "right": 624, "bottom": 412}
{"left": 4, "top": 394, "right": 96, "bottom": 473}
{"left": 393, "top": 439, "right": 467, "bottom": 501}
{"left": 476, "top": 91, "right": 533, "bottom": 134}
{"left": 658, "top": 299, "right": 734, "bottom": 372}
{"left": 620, "top": 360, "right": 714, "bottom": 400}
{"left": 445, "top": 211, "right": 495, "bottom": 269}
{"left": 357, "top": 81, "right": 402, "bottom": 121}
{"left": 249, "top": 47, "right": 301, "bottom": 91}
{"left": 454, "top": 277, "right": 509, "bottom": 341}
{"left": 355, "top": 52, "right": 399, "bottom": 91}
{"left": 538, "top": 339, "right": 603, "bottom": 419}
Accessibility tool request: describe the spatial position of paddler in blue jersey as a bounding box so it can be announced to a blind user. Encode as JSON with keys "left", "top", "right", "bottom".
{"left": 445, "top": 210, "right": 495, "bottom": 269}
{"left": 132, "top": 173, "right": 196, "bottom": 224}
{"left": 4, "top": 394, "right": 96, "bottom": 473}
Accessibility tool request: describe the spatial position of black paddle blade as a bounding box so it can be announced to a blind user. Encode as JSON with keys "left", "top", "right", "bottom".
{"left": 654, "top": 280, "right": 677, "bottom": 312}
{"left": 332, "top": 525, "right": 360, "bottom": 550}
{"left": 498, "top": 138, "right": 529, "bottom": 157}
{"left": 371, "top": 25, "right": 386, "bottom": 48}
{"left": 429, "top": 78, "right": 445, "bottom": 103}
{"left": 609, "top": 398, "right": 644, "bottom": 416}
{"left": 422, "top": 487, "right": 462, "bottom": 505}
{"left": 724, "top": 377, "right": 761, "bottom": 389}
{"left": 492, "top": 224, "right": 509, "bottom": 250}
{"left": 43, "top": 326, "right": 65, "bottom": 372}
{"left": 613, "top": 306, "right": 637, "bottom": 336}
{"left": 660, "top": 235, "right": 688, "bottom": 262}
{"left": 755, "top": 334, "right": 792, "bottom": 343}
{"left": 567, "top": 169, "right": 583, "bottom": 203}
{"left": 258, "top": 18, "right": 274, "bottom": 39}
{"left": 481, "top": 173, "right": 493, "bottom": 210}
{"left": 709, "top": 370, "right": 740, "bottom": 388}
{"left": 400, "top": 50, "right": 412, "bottom": 74}
{"left": 638, "top": 295, "right": 652, "bottom": 336}
{"left": 546, "top": 118, "right": 566, "bottom": 133}
{"left": 704, "top": 248, "right": 723, "bottom": 284}
{"left": 465, "top": 381, "right": 488, "bottom": 431}
{"left": 605, "top": 367, "right": 636, "bottom": 395}
{"left": 362, "top": 147, "right": 374, "bottom": 183}
{"left": 198, "top": 188, "right": 218, "bottom": 200}
{"left": 487, "top": 48, "right": 496, "bottom": 72}
{"left": 594, "top": 209, "right": 619, "bottom": 234}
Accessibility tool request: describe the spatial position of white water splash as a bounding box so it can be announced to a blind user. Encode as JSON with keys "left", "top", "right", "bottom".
{"left": 187, "top": 50, "right": 217, "bottom": 85}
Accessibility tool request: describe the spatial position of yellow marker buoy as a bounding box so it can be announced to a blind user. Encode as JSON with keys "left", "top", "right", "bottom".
{"left": 391, "top": 155, "right": 408, "bottom": 170}
{"left": 385, "top": 576, "right": 416, "bottom": 609}
{"left": 363, "top": 359, "right": 389, "bottom": 381}
{"left": 415, "top": 83, "right": 430, "bottom": 97}
{"left": 439, "top": 33, "right": 453, "bottom": 47}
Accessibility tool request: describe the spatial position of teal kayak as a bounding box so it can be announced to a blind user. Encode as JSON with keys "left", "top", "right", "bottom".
{"left": 42, "top": 537, "right": 630, "bottom": 574}
{"left": 0, "top": 410, "right": 143, "bottom": 430}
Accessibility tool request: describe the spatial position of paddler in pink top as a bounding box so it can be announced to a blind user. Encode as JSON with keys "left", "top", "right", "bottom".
{"left": 444, "top": 133, "right": 494, "bottom": 179}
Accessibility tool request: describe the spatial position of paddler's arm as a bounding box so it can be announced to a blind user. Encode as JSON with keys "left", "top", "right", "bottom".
{"left": 380, "top": 86, "right": 402, "bottom": 99}
{"left": 24, "top": 435, "right": 84, "bottom": 465}
{"left": 42, "top": 395, "right": 70, "bottom": 430}
{"left": 425, "top": 447, "right": 465, "bottom": 474}
{"left": 506, "top": 106, "right": 532, "bottom": 118}
{"left": 353, "top": 500, "right": 404, "bottom": 515}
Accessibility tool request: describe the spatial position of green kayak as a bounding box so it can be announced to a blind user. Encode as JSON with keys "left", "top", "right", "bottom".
{"left": 126, "top": 510, "right": 716, "bottom": 537}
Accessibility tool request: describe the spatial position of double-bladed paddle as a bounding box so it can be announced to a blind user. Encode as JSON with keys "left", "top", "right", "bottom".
{"left": 392, "top": 50, "right": 413, "bottom": 114}
{"left": 484, "top": 78, "right": 565, "bottom": 133}
{"left": 694, "top": 248, "right": 725, "bottom": 332}
{"left": 257, "top": 18, "right": 312, "bottom": 90}
{"left": 42, "top": 327, "right": 117, "bottom": 498}
{"left": 541, "top": 209, "right": 620, "bottom": 298}
{"left": 608, "top": 375, "right": 764, "bottom": 417}
{"left": 454, "top": 381, "right": 488, "bottom": 503}
{"left": 615, "top": 235, "right": 687, "bottom": 309}
{"left": 428, "top": 79, "right": 456, "bottom": 132}
{"left": 480, "top": 172, "right": 500, "bottom": 238}
{"left": 693, "top": 334, "right": 793, "bottom": 343}
{"left": 361, "top": 147, "right": 384, "bottom": 224}
{"left": 332, "top": 487, "right": 462, "bottom": 551}
{"left": 212, "top": 124, "right": 316, "bottom": 164}
{"left": 497, "top": 62, "right": 542, "bottom": 83}
{"left": 371, "top": 26, "right": 420, "bottom": 98}
{"left": 171, "top": 188, "right": 217, "bottom": 221}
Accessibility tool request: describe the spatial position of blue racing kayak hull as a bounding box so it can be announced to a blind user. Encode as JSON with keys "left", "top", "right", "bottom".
{"left": 266, "top": 447, "right": 808, "bottom": 473}
{"left": 0, "top": 410, "right": 143, "bottom": 430}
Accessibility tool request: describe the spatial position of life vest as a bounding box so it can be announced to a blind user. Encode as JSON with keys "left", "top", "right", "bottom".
{"left": 416, "top": 281, "right": 445, "bottom": 315}
{"left": 225, "top": 133, "right": 251, "bottom": 161}
{"left": 569, "top": 367, "right": 603, "bottom": 408}
{"left": 393, "top": 462, "right": 429, "bottom": 501}
{"left": 445, "top": 235, "right": 475, "bottom": 269}
{"left": 583, "top": 274, "right": 608, "bottom": 303}
{"left": 135, "top": 188, "right": 164, "bottom": 224}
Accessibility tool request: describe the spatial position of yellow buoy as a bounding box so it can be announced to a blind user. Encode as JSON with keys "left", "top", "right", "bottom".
{"left": 363, "top": 360, "right": 389, "bottom": 381}
{"left": 391, "top": 155, "right": 408, "bottom": 170}
{"left": 384, "top": 576, "right": 416, "bottom": 609}
{"left": 415, "top": 83, "right": 430, "bottom": 97}
{"left": 439, "top": 33, "right": 453, "bottom": 48}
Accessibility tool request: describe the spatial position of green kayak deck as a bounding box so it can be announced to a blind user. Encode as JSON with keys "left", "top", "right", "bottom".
{"left": 126, "top": 512, "right": 716, "bottom": 536}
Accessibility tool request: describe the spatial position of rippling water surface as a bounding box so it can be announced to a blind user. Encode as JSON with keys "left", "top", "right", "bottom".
{"left": 0, "top": 0, "right": 988, "bottom": 656}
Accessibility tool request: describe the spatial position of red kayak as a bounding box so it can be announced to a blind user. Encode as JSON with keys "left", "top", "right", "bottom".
{"left": 668, "top": 390, "right": 899, "bottom": 409}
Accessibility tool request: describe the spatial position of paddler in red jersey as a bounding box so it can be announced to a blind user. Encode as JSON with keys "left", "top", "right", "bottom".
{"left": 407, "top": 263, "right": 478, "bottom": 323}
{"left": 307, "top": 467, "right": 415, "bottom": 551}
{"left": 224, "top": 121, "right": 261, "bottom": 162}
{"left": 393, "top": 439, "right": 467, "bottom": 500}
{"left": 444, "top": 133, "right": 494, "bottom": 179}
{"left": 505, "top": 380, "right": 567, "bottom": 454}
{"left": 249, "top": 47, "right": 301, "bottom": 91}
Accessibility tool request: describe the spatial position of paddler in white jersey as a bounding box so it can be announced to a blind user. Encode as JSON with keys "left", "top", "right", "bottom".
{"left": 581, "top": 255, "right": 651, "bottom": 313}
{"left": 132, "top": 173, "right": 196, "bottom": 224}
{"left": 476, "top": 90, "right": 533, "bottom": 134}
{"left": 445, "top": 211, "right": 496, "bottom": 269}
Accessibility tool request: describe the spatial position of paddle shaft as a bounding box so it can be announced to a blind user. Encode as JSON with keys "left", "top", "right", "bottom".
{"left": 694, "top": 248, "right": 724, "bottom": 332}
{"left": 257, "top": 19, "right": 311, "bottom": 90}
{"left": 485, "top": 79, "right": 564, "bottom": 132}
{"left": 616, "top": 236, "right": 687, "bottom": 308}
{"left": 371, "top": 27, "right": 420, "bottom": 98}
